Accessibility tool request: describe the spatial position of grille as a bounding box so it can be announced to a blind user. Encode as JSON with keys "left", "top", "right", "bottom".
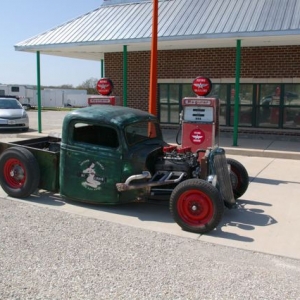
{"left": 3, "top": 117, "right": 22, "bottom": 120}
{"left": 213, "top": 149, "right": 235, "bottom": 205}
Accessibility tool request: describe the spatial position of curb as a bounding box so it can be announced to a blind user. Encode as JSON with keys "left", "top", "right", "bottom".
{"left": 223, "top": 147, "right": 300, "bottom": 160}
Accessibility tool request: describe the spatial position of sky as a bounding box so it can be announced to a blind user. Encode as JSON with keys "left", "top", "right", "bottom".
{"left": 1, "top": 0, "right": 104, "bottom": 87}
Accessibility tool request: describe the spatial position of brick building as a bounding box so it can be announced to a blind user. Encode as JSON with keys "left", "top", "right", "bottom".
{"left": 15, "top": 0, "right": 300, "bottom": 132}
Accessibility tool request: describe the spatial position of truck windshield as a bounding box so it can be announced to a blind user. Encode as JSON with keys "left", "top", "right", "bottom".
{"left": 125, "top": 121, "right": 162, "bottom": 146}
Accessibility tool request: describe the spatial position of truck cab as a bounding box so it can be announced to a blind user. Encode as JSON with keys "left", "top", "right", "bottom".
{"left": 59, "top": 105, "right": 166, "bottom": 204}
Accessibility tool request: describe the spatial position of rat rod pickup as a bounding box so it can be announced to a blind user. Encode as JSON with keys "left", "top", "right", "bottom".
{"left": 0, "top": 105, "right": 249, "bottom": 234}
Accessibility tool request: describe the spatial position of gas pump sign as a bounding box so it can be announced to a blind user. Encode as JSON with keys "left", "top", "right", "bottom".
{"left": 190, "top": 128, "right": 206, "bottom": 145}
{"left": 192, "top": 76, "right": 212, "bottom": 96}
{"left": 96, "top": 78, "right": 113, "bottom": 96}
{"left": 89, "top": 78, "right": 121, "bottom": 106}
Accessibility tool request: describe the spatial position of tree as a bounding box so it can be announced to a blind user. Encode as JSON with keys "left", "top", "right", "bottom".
{"left": 77, "top": 77, "right": 98, "bottom": 94}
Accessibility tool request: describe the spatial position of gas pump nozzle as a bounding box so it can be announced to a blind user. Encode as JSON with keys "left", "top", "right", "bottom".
{"left": 176, "top": 110, "right": 183, "bottom": 145}
{"left": 179, "top": 110, "right": 183, "bottom": 124}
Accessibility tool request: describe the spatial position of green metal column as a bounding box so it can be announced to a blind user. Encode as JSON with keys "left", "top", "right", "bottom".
{"left": 233, "top": 39, "right": 241, "bottom": 146}
{"left": 36, "top": 51, "right": 42, "bottom": 133}
{"left": 101, "top": 59, "right": 104, "bottom": 78}
{"left": 123, "top": 45, "right": 128, "bottom": 107}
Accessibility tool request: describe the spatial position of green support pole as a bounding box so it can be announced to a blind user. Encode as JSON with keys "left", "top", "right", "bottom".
{"left": 36, "top": 51, "right": 42, "bottom": 133}
{"left": 123, "top": 45, "right": 128, "bottom": 107}
{"left": 101, "top": 59, "right": 104, "bottom": 78}
{"left": 233, "top": 39, "right": 241, "bottom": 146}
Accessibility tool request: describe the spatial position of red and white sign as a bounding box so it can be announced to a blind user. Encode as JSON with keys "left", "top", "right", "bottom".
{"left": 96, "top": 78, "right": 113, "bottom": 96}
{"left": 182, "top": 97, "right": 214, "bottom": 106}
{"left": 192, "top": 76, "right": 212, "bottom": 97}
{"left": 190, "top": 128, "right": 205, "bottom": 145}
{"left": 88, "top": 96, "right": 116, "bottom": 106}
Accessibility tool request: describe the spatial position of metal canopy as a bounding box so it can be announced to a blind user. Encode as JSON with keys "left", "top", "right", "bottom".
{"left": 15, "top": 0, "right": 300, "bottom": 61}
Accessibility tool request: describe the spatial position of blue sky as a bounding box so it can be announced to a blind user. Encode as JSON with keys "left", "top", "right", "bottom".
{"left": 1, "top": 0, "right": 104, "bottom": 87}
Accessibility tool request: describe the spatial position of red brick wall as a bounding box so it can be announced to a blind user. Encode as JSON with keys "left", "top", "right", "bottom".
{"left": 105, "top": 46, "right": 300, "bottom": 111}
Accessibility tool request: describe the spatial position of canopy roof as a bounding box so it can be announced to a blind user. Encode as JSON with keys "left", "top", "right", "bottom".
{"left": 15, "top": 0, "right": 300, "bottom": 61}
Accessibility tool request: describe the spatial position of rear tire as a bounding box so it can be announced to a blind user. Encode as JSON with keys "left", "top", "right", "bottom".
{"left": 227, "top": 158, "right": 249, "bottom": 199}
{"left": 0, "top": 147, "right": 40, "bottom": 198}
{"left": 170, "top": 179, "right": 224, "bottom": 234}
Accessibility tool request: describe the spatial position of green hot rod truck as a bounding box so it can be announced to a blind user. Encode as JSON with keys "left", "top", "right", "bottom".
{"left": 0, "top": 105, "right": 249, "bottom": 234}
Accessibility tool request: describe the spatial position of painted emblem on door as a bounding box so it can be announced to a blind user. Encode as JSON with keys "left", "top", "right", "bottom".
{"left": 79, "top": 160, "right": 106, "bottom": 190}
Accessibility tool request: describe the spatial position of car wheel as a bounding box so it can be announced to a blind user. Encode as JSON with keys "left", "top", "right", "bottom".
{"left": 170, "top": 179, "right": 224, "bottom": 234}
{"left": 0, "top": 147, "right": 40, "bottom": 198}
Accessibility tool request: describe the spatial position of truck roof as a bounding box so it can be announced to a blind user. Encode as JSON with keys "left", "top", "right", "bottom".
{"left": 63, "top": 105, "right": 158, "bottom": 128}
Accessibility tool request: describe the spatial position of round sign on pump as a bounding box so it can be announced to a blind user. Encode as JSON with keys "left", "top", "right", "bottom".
{"left": 192, "top": 76, "right": 212, "bottom": 97}
{"left": 190, "top": 128, "right": 205, "bottom": 145}
{"left": 96, "top": 78, "right": 114, "bottom": 96}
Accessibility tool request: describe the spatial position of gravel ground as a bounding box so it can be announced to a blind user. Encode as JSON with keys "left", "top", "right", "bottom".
{"left": 1, "top": 198, "right": 300, "bottom": 300}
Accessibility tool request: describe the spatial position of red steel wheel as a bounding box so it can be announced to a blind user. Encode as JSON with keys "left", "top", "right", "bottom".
{"left": 176, "top": 189, "right": 214, "bottom": 226}
{"left": 0, "top": 147, "right": 40, "bottom": 198}
{"left": 170, "top": 179, "right": 224, "bottom": 234}
{"left": 3, "top": 158, "right": 26, "bottom": 189}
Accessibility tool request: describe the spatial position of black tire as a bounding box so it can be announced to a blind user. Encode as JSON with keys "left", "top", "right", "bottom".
{"left": 170, "top": 179, "right": 224, "bottom": 234}
{"left": 0, "top": 147, "right": 40, "bottom": 198}
{"left": 227, "top": 158, "right": 249, "bottom": 199}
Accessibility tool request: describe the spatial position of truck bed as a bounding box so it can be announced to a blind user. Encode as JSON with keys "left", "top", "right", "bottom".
{"left": 0, "top": 136, "right": 61, "bottom": 192}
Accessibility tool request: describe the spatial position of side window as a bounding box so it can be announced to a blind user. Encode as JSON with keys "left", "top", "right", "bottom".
{"left": 11, "top": 86, "right": 20, "bottom": 92}
{"left": 72, "top": 123, "right": 119, "bottom": 148}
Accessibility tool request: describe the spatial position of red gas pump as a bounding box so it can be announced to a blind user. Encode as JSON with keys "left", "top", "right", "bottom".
{"left": 181, "top": 76, "right": 219, "bottom": 157}
{"left": 88, "top": 78, "right": 121, "bottom": 106}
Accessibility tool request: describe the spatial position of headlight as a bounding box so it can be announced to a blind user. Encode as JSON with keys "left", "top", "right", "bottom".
{"left": 207, "top": 175, "right": 217, "bottom": 186}
{"left": 22, "top": 111, "right": 28, "bottom": 118}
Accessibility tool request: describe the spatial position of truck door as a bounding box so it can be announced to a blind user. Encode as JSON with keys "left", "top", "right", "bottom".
{"left": 60, "top": 122, "right": 122, "bottom": 204}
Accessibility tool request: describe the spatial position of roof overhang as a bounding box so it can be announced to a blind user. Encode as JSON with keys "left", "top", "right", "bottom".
{"left": 14, "top": 32, "right": 300, "bottom": 62}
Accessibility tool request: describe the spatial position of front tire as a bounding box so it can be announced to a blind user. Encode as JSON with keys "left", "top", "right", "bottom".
{"left": 227, "top": 158, "right": 249, "bottom": 199}
{"left": 0, "top": 147, "right": 40, "bottom": 198}
{"left": 170, "top": 179, "right": 224, "bottom": 234}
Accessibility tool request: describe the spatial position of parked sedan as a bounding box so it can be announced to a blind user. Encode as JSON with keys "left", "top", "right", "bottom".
{"left": 0, "top": 97, "right": 29, "bottom": 131}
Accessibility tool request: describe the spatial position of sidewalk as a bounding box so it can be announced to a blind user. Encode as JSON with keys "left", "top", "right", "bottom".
{"left": 162, "top": 129, "right": 300, "bottom": 160}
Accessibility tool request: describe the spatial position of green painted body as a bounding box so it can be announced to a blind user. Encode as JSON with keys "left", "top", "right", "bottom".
{"left": 0, "top": 106, "right": 166, "bottom": 204}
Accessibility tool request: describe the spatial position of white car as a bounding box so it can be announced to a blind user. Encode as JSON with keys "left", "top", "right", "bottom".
{"left": 0, "top": 97, "right": 29, "bottom": 131}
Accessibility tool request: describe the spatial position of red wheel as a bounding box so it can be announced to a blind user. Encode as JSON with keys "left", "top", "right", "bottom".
{"left": 3, "top": 158, "right": 26, "bottom": 189}
{"left": 176, "top": 189, "right": 214, "bottom": 226}
{"left": 170, "top": 179, "right": 224, "bottom": 234}
{"left": 0, "top": 147, "right": 40, "bottom": 198}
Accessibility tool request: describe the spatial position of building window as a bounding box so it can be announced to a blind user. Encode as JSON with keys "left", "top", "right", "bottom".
{"left": 208, "top": 84, "right": 228, "bottom": 126}
{"left": 158, "top": 82, "right": 300, "bottom": 130}
{"left": 229, "top": 84, "right": 254, "bottom": 127}
{"left": 256, "top": 84, "right": 281, "bottom": 127}
{"left": 159, "top": 84, "right": 180, "bottom": 124}
{"left": 283, "top": 84, "right": 300, "bottom": 128}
